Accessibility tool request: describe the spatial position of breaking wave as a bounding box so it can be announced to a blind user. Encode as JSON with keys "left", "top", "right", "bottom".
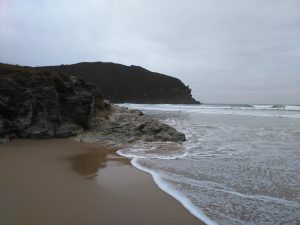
{"left": 120, "top": 103, "right": 300, "bottom": 119}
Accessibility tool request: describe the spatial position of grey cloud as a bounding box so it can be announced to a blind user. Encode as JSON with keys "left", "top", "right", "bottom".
{"left": 0, "top": 0, "right": 299, "bottom": 104}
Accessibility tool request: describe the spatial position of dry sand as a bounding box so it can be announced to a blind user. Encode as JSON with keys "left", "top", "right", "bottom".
{"left": 0, "top": 139, "right": 204, "bottom": 225}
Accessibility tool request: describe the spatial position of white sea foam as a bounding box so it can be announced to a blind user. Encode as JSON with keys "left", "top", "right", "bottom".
{"left": 120, "top": 103, "right": 300, "bottom": 119}
{"left": 161, "top": 173, "right": 300, "bottom": 208}
{"left": 128, "top": 156, "right": 219, "bottom": 225}
{"left": 117, "top": 148, "right": 189, "bottom": 160}
{"left": 118, "top": 142, "right": 189, "bottom": 160}
{"left": 117, "top": 142, "right": 218, "bottom": 224}
{"left": 117, "top": 104, "right": 300, "bottom": 225}
{"left": 286, "top": 105, "right": 300, "bottom": 111}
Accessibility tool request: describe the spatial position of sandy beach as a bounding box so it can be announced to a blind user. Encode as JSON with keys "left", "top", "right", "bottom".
{"left": 0, "top": 139, "right": 203, "bottom": 225}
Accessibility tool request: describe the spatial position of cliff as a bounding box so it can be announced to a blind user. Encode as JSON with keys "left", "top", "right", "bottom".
{"left": 38, "top": 62, "right": 200, "bottom": 104}
{"left": 0, "top": 63, "right": 185, "bottom": 145}
{"left": 0, "top": 63, "right": 106, "bottom": 141}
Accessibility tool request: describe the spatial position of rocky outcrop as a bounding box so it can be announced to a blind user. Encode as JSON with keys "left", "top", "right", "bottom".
{"left": 73, "top": 105, "right": 186, "bottom": 148}
{"left": 0, "top": 63, "right": 186, "bottom": 146}
{"left": 37, "top": 62, "right": 200, "bottom": 104}
{"left": 0, "top": 64, "right": 106, "bottom": 140}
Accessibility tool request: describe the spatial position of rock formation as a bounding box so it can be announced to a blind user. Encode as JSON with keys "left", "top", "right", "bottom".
{"left": 38, "top": 62, "right": 200, "bottom": 104}
{"left": 74, "top": 105, "right": 186, "bottom": 148}
{"left": 0, "top": 63, "right": 106, "bottom": 141}
{"left": 0, "top": 63, "right": 186, "bottom": 145}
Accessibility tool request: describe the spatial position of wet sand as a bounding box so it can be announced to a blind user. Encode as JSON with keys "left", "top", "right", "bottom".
{"left": 0, "top": 139, "right": 204, "bottom": 225}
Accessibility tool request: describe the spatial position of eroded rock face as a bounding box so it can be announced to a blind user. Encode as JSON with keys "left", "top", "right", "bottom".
{"left": 0, "top": 63, "right": 186, "bottom": 147}
{"left": 74, "top": 105, "right": 186, "bottom": 148}
{"left": 0, "top": 64, "right": 104, "bottom": 140}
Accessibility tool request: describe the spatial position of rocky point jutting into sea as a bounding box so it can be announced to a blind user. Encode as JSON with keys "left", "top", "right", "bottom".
{"left": 0, "top": 63, "right": 186, "bottom": 145}
{"left": 37, "top": 62, "right": 200, "bottom": 104}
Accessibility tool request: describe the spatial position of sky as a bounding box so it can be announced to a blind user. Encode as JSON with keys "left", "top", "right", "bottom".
{"left": 0, "top": 0, "right": 299, "bottom": 104}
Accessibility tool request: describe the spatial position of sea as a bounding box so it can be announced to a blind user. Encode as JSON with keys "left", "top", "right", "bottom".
{"left": 117, "top": 104, "right": 300, "bottom": 225}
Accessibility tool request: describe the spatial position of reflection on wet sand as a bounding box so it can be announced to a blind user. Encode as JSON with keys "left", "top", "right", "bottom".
{"left": 69, "top": 147, "right": 130, "bottom": 178}
{"left": 0, "top": 139, "right": 204, "bottom": 225}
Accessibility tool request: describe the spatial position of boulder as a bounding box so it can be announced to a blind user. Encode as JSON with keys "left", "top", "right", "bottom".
{"left": 76, "top": 105, "right": 186, "bottom": 147}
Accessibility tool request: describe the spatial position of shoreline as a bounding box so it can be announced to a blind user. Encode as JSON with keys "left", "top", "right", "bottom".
{"left": 128, "top": 157, "right": 218, "bottom": 225}
{"left": 117, "top": 148, "right": 217, "bottom": 225}
{"left": 0, "top": 139, "right": 204, "bottom": 225}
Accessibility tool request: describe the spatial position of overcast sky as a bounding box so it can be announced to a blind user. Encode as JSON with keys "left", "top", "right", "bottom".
{"left": 1, "top": 0, "right": 299, "bottom": 104}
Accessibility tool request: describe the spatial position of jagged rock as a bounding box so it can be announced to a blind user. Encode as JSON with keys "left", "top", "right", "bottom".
{"left": 0, "top": 64, "right": 104, "bottom": 139}
{"left": 0, "top": 63, "right": 187, "bottom": 148}
{"left": 75, "top": 105, "right": 186, "bottom": 147}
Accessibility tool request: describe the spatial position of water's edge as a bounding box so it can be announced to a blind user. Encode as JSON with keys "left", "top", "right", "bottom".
{"left": 116, "top": 103, "right": 300, "bottom": 225}
{"left": 117, "top": 151, "right": 218, "bottom": 225}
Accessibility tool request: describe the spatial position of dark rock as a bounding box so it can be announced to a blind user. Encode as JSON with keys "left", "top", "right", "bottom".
{"left": 0, "top": 63, "right": 104, "bottom": 140}
{"left": 36, "top": 62, "right": 200, "bottom": 104}
{"left": 76, "top": 105, "right": 186, "bottom": 147}
{"left": 103, "top": 100, "right": 111, "bottom": 109}
{"left": 27, "top": 124, "right": 55, "bottom": 139}
{"left": 55, "top": 124, "right": 82, "bottom": 138}
{"left": 0, "top": 116, "right": 6, "bottom": 136}
{"left": 0, "top": 63, "right": 188, "bottom": 148}
{"left": 0, "top": 136, "right": 9, "bottom": 144}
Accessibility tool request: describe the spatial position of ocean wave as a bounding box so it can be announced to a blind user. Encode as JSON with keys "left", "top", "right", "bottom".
{"left": 120, "top": 156, "right": 219, "bottom": 225}
{"left": 285, "top": 105, "right": 300, "bottom": 111}
{"left": 117, "top": 142, "right": 189, "bottom": 160}
{"left": 162, "top": 173, "right": 300, "bottom": 208}
{"left": 116, "top": 139, "right": 219, "bottom": 225}
{"left": 118, "top": 104, "right": 300, "bottom": 225}
{"left": 119, "top": 103, "right": 300, "bottom": 119}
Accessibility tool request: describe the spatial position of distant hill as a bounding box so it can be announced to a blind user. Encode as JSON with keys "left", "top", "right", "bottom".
{"left": 37, "top": 62, "right": 200, "bottom": 104}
